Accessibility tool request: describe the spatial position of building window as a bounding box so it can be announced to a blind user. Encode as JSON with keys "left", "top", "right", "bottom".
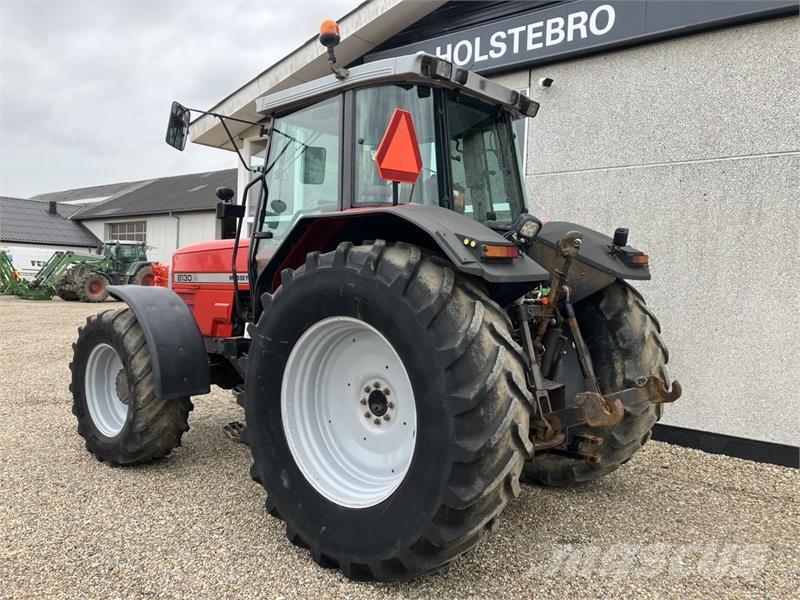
{"left": 106, "top": 221, "right": 146, "bottom": 242}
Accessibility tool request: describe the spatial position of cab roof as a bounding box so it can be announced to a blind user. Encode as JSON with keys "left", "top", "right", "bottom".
{"left": 255, "top": 53, "right": 539, "bottom": 119}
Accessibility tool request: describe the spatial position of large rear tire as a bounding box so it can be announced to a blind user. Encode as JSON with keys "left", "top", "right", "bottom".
{"left": 70, "top": 308, "right": 193, "bottom": 465}
{"left": 523, "top": 282, "right": 669, "bottom": 486}
{"left": 77, "top": 272, "right": 110, "bottom": 303}
{"left": 131, "top": 266, "right": 155, "bottom": 286}
{"left": 244, "top": 241, "right": 533, "bottom": 581}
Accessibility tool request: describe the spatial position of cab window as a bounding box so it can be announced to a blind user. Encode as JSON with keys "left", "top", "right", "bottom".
{"left": 354, "top": 85, "right": 440, "bottom": 206}
{"left": 258, "top": 96, "right": 341, "bottom": 251}
{"left": 446, "top": 91, "right": 524, "bottom": 228}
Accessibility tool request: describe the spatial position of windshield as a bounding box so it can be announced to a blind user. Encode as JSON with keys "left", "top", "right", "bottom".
{"left": 445, "top": 91, "right": 525, "bottom": 229}
{"left": 112, "top": 244, "right": 145, "bottom": 262}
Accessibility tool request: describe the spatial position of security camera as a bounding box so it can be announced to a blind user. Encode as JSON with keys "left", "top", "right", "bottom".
{"left": 539, "top": 77, "right": 554, "bottom": 89}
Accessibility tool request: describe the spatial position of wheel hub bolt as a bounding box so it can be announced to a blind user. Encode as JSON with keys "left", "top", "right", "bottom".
{"left": 384, "top": 389, "right": 391, "bottom": 396}
{"left": 383, "top": 414, "right": 391, "bottom": 421}
{"left": 388, "top": 401, "right": 394, "bottom": 409}
{"left": 364, "top": 412, "right": 371, "bottom": 418}
{"left": 373, "top": 382, "right": 381, "bottom": 389}
{"left": 364, "top": 386, "right": 371, "bottom": 393}
{"left": 360, "top": 398, "right": 367, "bottom": 405}
{"left": 373, "top": 418, "right": 381, "bottom": 425}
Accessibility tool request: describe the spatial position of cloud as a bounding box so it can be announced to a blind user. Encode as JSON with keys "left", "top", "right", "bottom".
{"left": 0, "top": 0, "right": 361, "bottom": 197}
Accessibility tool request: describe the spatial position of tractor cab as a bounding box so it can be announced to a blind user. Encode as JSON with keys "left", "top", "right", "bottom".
{"left": 253, "top": 77, "right": 529, "bottom": 250}
{"left": 104, "top": 241, "right": 148, "bottom": 273}
{"left": 226, "top": 52, "right": 545, "bottom": 317}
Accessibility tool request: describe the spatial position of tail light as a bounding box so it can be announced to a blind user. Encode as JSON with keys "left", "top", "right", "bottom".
{"left": 481, "top": 244, "right": 520, "bottom": 260}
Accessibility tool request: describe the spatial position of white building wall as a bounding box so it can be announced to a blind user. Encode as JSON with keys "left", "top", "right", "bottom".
{"left": 80, "top": 212, "right": 218, "bottom": 264}
{"left": 492, "top": 17, "right": 799, "bottom": 445}
{"left": 1, "top": 242, "right": 101, "bottom": 278}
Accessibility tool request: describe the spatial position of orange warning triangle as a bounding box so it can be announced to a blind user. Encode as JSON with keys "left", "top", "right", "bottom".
{"left": 375, "top": 109, "right": 423, "bottom": 184}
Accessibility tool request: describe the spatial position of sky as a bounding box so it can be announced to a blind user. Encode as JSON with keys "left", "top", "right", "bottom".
{"left": 0, "top": 0, "right": 362, "bottom": 198}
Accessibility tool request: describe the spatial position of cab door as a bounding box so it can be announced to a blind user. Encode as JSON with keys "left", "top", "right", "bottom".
{"left": 252, "top": 95, "right": 342, "bottom": 278}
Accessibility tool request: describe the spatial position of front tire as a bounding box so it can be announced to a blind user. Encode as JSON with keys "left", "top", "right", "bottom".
{"left": 70, "top": 308, "right": 193, "bottom": 465}
{"left": 56, "top": 288, "right": 79, "bottom": 301}
{"left": 245, "top": 241, "right": 533, "bottom": 580}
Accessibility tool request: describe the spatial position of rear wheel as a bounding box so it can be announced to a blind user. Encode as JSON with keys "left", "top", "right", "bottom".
{"left": 70, "top": 308, "right": 193, "bottom": 465}
{"left": 244, "top": 241, "right": 533, "bottom": 580}
{"left": 132, "top": 266, "right": 155, "bottom": 286}
{"left": 523, "top": 282, "right": 669, "bottom": 486}
{"left": 77, "top": 272, "right": 109, "bottom": 302}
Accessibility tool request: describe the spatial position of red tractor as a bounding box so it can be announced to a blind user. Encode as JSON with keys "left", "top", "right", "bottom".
{"left": 70, "top": 21, "right": 680, "bottom": 581}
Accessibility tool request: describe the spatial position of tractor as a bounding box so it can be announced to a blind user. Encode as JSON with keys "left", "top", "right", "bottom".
{"left": 54, "top": 241, "right": 157, "bottom": 302}
{"left": 69, "top": 21, "right": 681, "bottom": 581}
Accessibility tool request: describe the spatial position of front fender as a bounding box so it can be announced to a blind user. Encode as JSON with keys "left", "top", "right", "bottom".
{"left": 107, "top": 285, "right": 210, "bottom": 399}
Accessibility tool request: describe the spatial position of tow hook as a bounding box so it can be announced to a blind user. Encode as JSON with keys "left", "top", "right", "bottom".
{"left": 605, "top": 375, "right": 683, "bottom": 406}
{"left": 650, "top": 377, "right": 683, "bottom": 404}
{"left": 540, "top": 375, "right": 682, "bottom": 449}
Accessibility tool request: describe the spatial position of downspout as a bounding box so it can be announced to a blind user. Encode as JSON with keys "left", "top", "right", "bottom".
{"left": 169, "top": 212, "right": 181, "bottom": 249}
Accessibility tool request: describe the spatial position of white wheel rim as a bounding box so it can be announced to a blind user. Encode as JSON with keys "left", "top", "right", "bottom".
{"left": 282, "top": 316, "right": 417, "bottom": 509}
{"left": 85, "top": 343, "right": 128, "bottom": 437}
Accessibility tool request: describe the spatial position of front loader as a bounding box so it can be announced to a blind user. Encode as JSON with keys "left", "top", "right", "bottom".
{"left": 14, "top": 249, "right": 103, "bottom": 300}
{"left": 54, "top": 241, "right": 157, "bottom": 302}
{"left": 12, "top": 242, "right": 158, "bottom": 302}
{"left": 69, "top": 21, "right": 681, "bottom": 581}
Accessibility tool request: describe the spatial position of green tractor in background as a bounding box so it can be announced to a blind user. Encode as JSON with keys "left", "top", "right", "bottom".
{"left": 54, "top": 241, "right": 157, "bottom": 302}
{"left": 7, "top": 241, "right": 157, "bottom": 302}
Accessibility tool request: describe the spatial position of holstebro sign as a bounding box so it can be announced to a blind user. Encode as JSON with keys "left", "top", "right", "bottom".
{"left": 364, "top": 0, "right": 797, "bottom": 73}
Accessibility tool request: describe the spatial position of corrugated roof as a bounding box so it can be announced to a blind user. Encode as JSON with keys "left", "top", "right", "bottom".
{"left": 71, "top": 169, "right": 237, "bottom": 220}
{"left": 31, "top": 180, "right": 152, "bottom": 204}
{"left": 0, "top": 196, "right": 102, "bottom": 247}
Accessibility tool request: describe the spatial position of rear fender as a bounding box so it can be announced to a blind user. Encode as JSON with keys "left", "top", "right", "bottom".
{"left": 107, "top": 285, "right": 210, "bottom": 399}
{"left": 530, "top": 221, "right": 651, "bottom": 303}
{"left": 252, "top": 204, "right": 550, "bottom": 316}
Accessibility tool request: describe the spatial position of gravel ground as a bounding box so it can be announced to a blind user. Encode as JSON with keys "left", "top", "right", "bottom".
{"left": 1, "top": 296, "right": 798, "bottom": 599}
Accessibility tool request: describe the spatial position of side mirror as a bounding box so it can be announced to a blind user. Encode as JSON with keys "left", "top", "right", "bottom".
{"left": 216, "top": 187, "right": 235, "bottom": 201}
{"left": 165, "top": 101, "right": 191, "bottom": 150}
{"left": 270, "top": 199, "right": 287, "bottom": 214}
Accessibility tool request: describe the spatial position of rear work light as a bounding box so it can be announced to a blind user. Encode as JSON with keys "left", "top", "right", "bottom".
{"left": 481, "top": 244, "right": 520, "bottom": 260}
{"left": 422, "top": 56, "right": 453, "bottom": 80}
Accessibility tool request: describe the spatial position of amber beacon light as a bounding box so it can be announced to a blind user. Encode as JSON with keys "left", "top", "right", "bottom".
{"left": 320, "top": 20, "right": 340, "bottom": 48}
{"left": 320, "top": 19, "right": 348, "bottom": 79}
